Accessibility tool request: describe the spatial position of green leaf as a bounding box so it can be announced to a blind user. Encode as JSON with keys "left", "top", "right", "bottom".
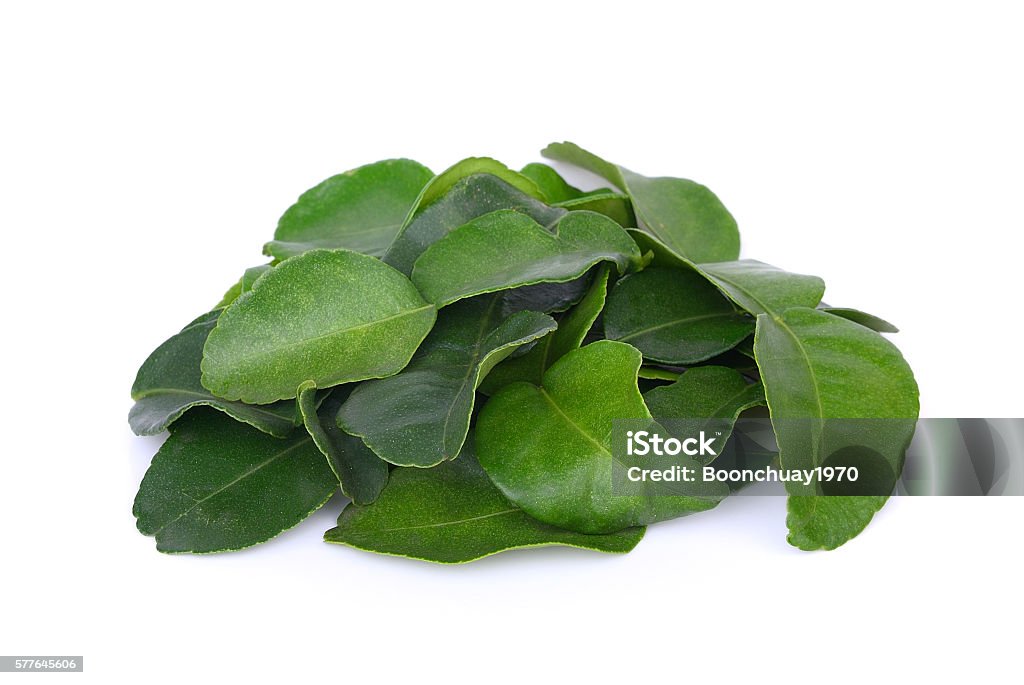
{"left": 297, "top": 382, "right": 388, "bottom": 505}
{"left": 215, "top": 281, "right": 243, "bottom": 309}
{"left": 130, "top": 310, "right": 299, "bottom": 437}
{"left": 476, "top": 340, "right": 727, "bottom": 534}
{"left": 241, "top": 264, "right": 272, "bottom": 289}
{"left": 820, "top": 307, "right": 899, "bottom": 333}
{"left": 337, "top": 294, "right": 556, "bottom": 467}
{"left": 202, "top": 249, "right": 436, "bottom": 404}
{"left": 215, "top": 264, "right": 274, "bottom": 309}
{"left": 542, "top": 141, "right": 739, "bottom": 262}
{"left": 753, "top": 307, "right": 919, "bottom": 550}
{"left": 554, "top": 191, "right": 636, "bottom": 228}
{"left": 643, "top": 366, "right": 765, "bottom": 464}
{"left": 480, "top": 265, "right": 610, "bottom": 393}
{"left": 627, "top": 229, "right": 824, "bottom": 318}
{"left": 637, "top": 367, "right": 681, "bottom": 382}
{"left": 324, "top": 442, "right": 645, "bottom": 563}
{"left": 604, "top": 266, "right": 754, "bottom": 364}
{"left": 411, "top": 209, "right": 641, "bottom": 308}
{"left": 698, "top": 260, "right": 825, "bottom": 316}
{"left": 403, "top": 157, "right": 545, "bottom": 222}
{"left": 133, "top": 410, "right": 337, "bottom": 553}
{"left": 383, "top": 172, "right": 564, "bottom": 276}
{"left": 263, "top": 159, "right": 433, "bottom": 260}
{"left": 496, "top": 274, "right": 592, "bottom": 316}
{"left": 520, "top": 162, "right": 584, "bottom": 203}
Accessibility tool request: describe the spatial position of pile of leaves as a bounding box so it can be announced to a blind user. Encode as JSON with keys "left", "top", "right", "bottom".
{"left": 129, "top": 142, "right": 919, "bottom": 562}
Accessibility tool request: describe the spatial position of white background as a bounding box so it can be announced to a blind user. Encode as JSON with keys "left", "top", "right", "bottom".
{"left": 2, "top": 1, "right": 1022, "bottom": 682}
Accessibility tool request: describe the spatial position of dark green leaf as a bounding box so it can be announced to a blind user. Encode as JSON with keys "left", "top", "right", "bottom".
{"left": 820, "top": 307, "right": 899, "bottom": 333}
{"left": 202, "top": 249, "right": 436, "bottom": 404}
{"left": 264, "top": 159, "right": 433, "bottom": 260}
{"left": 133, "top": 410, "right": 337, "bottom": 553}
{"left": 324, "top": 443, "right": 644, "bottom": 563}
{"left": 604, "top": 266, "right": 754, "bottom": 364}
{"left": 337, "top": 294, "right": 556, "bottom": 467}
{"left": 627, "top": 229, "right": 824, "bottom": 317}
{"left": 753, "top": 307, "right": 919, "bottom": 550}
{"left": 384, "top": 172, "right": 564, "bottom": 276}
{"left": 411, "top": 209, "right": 641, "bottom": 308}
{"left": 297, "top": 382, "right": 388, "bottom": 505}
{"left": 495, "top": 274, "right": 592, "bottom": 316}
{"left": 476, "top": 340, "right": 727, "bottom": 534}
{"left": 543, "top": 141, "right": 739, "bottom": 262}
{"left": 480, "top": 265, "right": 610, "bottom": 392}
{"left": 643, "top": 366, "right": 765, "bottom": 464}
{"left": 403, "top": 157, "right": 545, "bottom": 222}
{"left": 130, "top": 310, "right": 298, "bottom": 437}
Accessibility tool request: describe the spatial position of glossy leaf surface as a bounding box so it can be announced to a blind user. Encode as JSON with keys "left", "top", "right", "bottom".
{"left": 202, "top": 249, "right": 436, "bottom": 404}
{"left": 627, "top": 229, "right": 824, "bottom": 318}
{"left": 753, "top": 307, "right": 919, "bottom": 549}
{"left": 480, "top": 265, "right": 610, "bottom": 393}
{"left": 542, "top": 141, "right": 739, "bottom": 262}
{"left": 264, "top": 159, "right": 433, "bottom": 259}
{"left": 134, "top": 410, "right": 337, "bottom": 553}
{"left": 604, "top": 266, "right": 753, "bottom": 364}
{"left": 698, "top": 260, "right": 825, "bottom": 316}
{"left": 403, "top": 157, "right": 544, "bottom": 223}
{"left": 130, "top": 310, "right": 298, "bottom": 437}
{"left": 337, "top": 295, "right": 556, "bottom": 467}
{"left": 298, "top": 382, "right": 388, "bottom": 505}
{"left": 384, "top": 173, "right": 564, "bottom": 276}
{"left": 643, "top": 366, "right": 765, "bottom": 463}
{"left": 412, "top": 209, "right": 640, "bottom": 307}
{"left": 325, "top": 445, "right": 645, "bottom": 563}
{"left": 476, "top": 341, "right": 726, "bottom": 534}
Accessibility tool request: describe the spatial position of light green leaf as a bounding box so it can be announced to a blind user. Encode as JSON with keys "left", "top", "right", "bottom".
{"left": 337, "top": 294, "right": 556, "bottom": 467}
{"left": 643, "top": 366, "right": 765, "bottom": 464}
{"left": 297, "top": 382, "right": 388, "bottom": 505}
{"left": 130, "top": 310, "right": 298, "bottom": 437}
{"left": 604, "top": 266, "right": 754, "bottom": 364}
{"left": 202, "top": 249, "right": 436, "bottom": 404}
{"left": 520, "top": 162, "right": 584, "bottom": 203}
{"left": 753, "top": 307, "right": 919, "bottom": 550}
{"left": 384, "top": 172, "right": 564, "bottom": 276}
{"left": 133, "top": 410, "right": 337, "bottom": 553}
{"left": 215, "top": 281, "right": 243, "bottom": 309}
{"left": 215, "top": 264, "right": 274, "bottom": 309}
{"left": 554, "top": 191, "right": 635, "bottom": 228}
{"left": 542, "top": 141, "right": 739, "bottom": 262}
{"left": 476, "top": 340, "right": 727, "bottom": 534}
{"left": 411, "top": 209, "right": 641, "bottom": 308}
{"left": 480, "top": 265, "right": 610, "bottom": 393}
{"left": 324, "top": 443, "right": 645, "bottom": 564}
{"left": 637, "top": 367, "right": 681, "bottom": 382}
{"left": 264, "top": 159, "right": 433, "bottom": 260}
{"left": 698, "top": 260, "right": 825, "bottom": 316}
{"left": 820, "top": 307, "right": 899, "bottom": 333}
